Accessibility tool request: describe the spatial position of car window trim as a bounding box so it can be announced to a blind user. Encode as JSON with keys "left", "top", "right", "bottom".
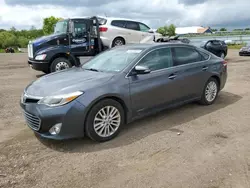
{"left": 125, "top": 46, "right": 211, "bottom": 78}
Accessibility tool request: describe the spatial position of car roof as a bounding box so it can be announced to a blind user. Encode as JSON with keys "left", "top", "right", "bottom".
{"left": 116, "top": 43, "right": 197, "bottom": 50}
{"left": 64, "top": 16, "right": 146, "bottom": 24}
{"left": 97, "top": 16, "right": 136, "bottom": 22}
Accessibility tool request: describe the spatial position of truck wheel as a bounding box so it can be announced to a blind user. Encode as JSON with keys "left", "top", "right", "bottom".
{"left": 112, "top": 37, "right": 125, "bottom": 47}
{"left": 50, "top": 57, "right": 72, "bottom": 72}
{"left": 42, "top": 70, "right": 50, "bottom": 74}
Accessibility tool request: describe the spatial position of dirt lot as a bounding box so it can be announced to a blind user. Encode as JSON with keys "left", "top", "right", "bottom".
{"left": 0, "top": 50, "right": 250, "bottom": 188}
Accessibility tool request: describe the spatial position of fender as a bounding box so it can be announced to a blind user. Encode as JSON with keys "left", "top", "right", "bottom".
{"left": 35, "top": 46, "right": 81, "bottom": 66}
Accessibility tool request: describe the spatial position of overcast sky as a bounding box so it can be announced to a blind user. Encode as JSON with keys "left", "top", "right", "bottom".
{"left": 0, "top": 0, "right": 250, "bottom": 30}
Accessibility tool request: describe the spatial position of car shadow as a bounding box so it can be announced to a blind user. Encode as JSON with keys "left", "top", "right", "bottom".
{"left": 37, "top": 91, "right": 242, "bottom": 153}
{"left": 36, "top": 73, "right": 46, "bottom": 78}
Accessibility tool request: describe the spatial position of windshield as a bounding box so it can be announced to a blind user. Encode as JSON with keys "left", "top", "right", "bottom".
{"left": 82, "top": 48, "right": 143, "bottom": 72}
{"left": 54, "top": 20, "right": 68, "bottom": 34}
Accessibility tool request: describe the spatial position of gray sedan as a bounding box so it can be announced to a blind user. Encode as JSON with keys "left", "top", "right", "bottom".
{"left": 20, "top": 43, "right": 227, "bottom": 142}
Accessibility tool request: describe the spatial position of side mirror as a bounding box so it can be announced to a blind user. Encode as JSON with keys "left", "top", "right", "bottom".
{"left": 133, "top": 65, "right": 151, "bottom": 75}
{"left": 68, "top": 21, "right": 74, "bottom": 33}
{"left": 148, "top": 29, "right": 154, "bottom": 33}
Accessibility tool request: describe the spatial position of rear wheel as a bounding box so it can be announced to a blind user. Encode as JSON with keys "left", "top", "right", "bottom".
{"left": 85, "top": 99, "right": 125, "bottom": 142}
{"left": 112, "top": 37, "right": 125, "bottom": 47}
{"left": 42, "top": 70, "right": 50, "bottom": 74}
{"left": 50, "top": 57, "right": 72, "bottom": 72}
{"left": 220, "top": 52, "right": 225, "bottom": 59}
{"left": 199, "top": 77, "right": 219, "bottom": 105}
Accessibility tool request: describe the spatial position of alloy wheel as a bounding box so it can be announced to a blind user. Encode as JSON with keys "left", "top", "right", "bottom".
{"left": 220, "top": 52, "right": 225, "bottom": 59}
{"left": 114, "top": 40, "right": 124, "bottom": 46}
{"left": 205, "top": 81, "right": 218, "bottom": 102}
{"left": 93, "top": 106, "right": 121, "bottom": 138}
{"left": 55, "top": 62, "right": 70, "bottom": 71}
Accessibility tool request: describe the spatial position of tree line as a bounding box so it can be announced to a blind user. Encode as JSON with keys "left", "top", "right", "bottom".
{"left": 0, "top": 16, "right": 61, "bottom": 49}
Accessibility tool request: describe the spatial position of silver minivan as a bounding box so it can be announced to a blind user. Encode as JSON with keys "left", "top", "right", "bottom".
{"left": 97, "top": 17, "right": 162, "bottom": 48}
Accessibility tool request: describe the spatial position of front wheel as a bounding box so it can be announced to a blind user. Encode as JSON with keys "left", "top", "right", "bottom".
{"left": 199, "top": 78, "right": 219, "bottom": 105}
{"left": 85, "top": 99, "right": 125, "bottom": 142}
{"left": 50, "top": 57, "right": 72, "bottom": 72}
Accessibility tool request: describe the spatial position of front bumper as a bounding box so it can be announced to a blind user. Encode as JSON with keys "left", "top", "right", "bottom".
{"left": 20, "top": 100, "right": 87, "bottom": 140}
{"left": 239, "top": 51, "right": 250, "bottom": 56}
{"left": 28, "top": 59, "right": 50, "bottom": 72}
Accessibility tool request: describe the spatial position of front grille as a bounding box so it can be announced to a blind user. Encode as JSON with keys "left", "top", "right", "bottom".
{"left": 25, "top": 98, "right": 39, "bottom": 103}
{"left": 23, "top": 111, "right": 41, "bottom": 131}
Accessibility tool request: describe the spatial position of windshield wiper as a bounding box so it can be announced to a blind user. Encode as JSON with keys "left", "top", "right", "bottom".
{"left": 85, "top": 68, "right": 99, "bottom": 72}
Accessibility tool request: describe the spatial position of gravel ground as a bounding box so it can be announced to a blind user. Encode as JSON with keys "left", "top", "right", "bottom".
{"left": 0, "top": 50, "right": 250, "bottom": 188}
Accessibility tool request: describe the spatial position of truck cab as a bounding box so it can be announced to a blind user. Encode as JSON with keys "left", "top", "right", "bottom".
{"left": 28, "top": 17, "right": 102, "bottom": 73}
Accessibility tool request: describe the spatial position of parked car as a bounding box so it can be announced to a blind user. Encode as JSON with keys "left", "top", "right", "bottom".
{"left": 20, "top": 43, "right": 227, "bottom": 142}
{"left": 200, "top": 40, "right": 228, "bottom": 59}
{"left": 97, "top": 16, "right": 162, "bottom": 48}
{"left": 156, "top": 35, "right": 190, "bottom": 44}
{"left": 5, "top": 47, "right": 15, "bottom": 53}
{"left": 239, "top": 46, "right": 250, "bottom": 56}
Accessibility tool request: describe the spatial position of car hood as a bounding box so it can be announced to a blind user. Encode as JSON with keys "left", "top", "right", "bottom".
{"left": 240, "top": 47, "right": 249, "bottom": 51}
{"left": 32, "top": 33, "right": 65, "bottom": 46}
{"left": 25, "top": 67, "right": 114, "bottom": 97}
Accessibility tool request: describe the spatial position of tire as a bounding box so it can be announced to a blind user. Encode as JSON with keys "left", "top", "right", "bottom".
{"left": 42, "top": 70, "right": 50, "bottom": 74}
{"left": 112, "top": 37, "right": 125, "bottom": 47}
{"left": 85, "top": 99, "right": 125, "bottom": 142}
{"left": 199, "top": 77, "right": 219, "bottom": 105}
{"left": 50, "top": 57, "right": 72, "bottom": 73}
{"left": 220, "top": 52, "right": 225, "bottom": 59}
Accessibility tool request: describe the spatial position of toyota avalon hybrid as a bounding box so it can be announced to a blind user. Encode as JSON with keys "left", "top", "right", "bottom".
{"left": 20, "top": 43, "right": 227, "bottom": 142}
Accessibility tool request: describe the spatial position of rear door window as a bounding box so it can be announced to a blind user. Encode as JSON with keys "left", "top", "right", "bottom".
{"left": 125, "top": 21, "right": 140, "bottom": 31}
{"left": 111, "top": 20, "right": 126, "bottom": 28}
{"left": 172, "top": 47, "right": 203, "bottom": 66}
{"left": 199, "top": 50, "right": 210, "bottom": 60}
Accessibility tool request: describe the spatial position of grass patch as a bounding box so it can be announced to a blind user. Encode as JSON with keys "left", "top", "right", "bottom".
{"left": 0, "top": 49, "right": 5, "bottom": 53}
{"left": 228, "top": 44, "right": 246, "bottom": 49}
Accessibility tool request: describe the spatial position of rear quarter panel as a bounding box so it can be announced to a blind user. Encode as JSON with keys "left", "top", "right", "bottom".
{"left": 206, "top": 55, "right": 227, "bottom": 90}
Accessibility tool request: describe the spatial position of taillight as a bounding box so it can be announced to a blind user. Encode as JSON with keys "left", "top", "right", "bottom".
{"left": 99, "top": 27, "right": 108, "bottom": 32}
{"left": 222, "top": 60, "right": 227, "bottom": 67}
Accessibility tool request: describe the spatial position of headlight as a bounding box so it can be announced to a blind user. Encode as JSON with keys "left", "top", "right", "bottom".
{"left": 38, "top": 91, "right": 83, "bottom": 107}
{"left": 35, "top": 54, "right": 47, "bottom": 60}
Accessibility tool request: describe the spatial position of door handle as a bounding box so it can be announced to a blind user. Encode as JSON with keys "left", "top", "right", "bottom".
{"left": 202, "top": 66, "right": 208, "bottom": 71}
{"left": 168, "top": 74, "right": 177, "bottom": 80}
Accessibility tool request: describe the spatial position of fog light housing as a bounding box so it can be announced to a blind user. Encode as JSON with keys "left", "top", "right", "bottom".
{"left": 49, "top": 123, "right": 62, "bottom": 135}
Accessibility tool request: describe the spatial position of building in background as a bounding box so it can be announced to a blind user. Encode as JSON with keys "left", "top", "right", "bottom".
{"left": 176, "top": 26, "right": 213, "bottom": 35}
